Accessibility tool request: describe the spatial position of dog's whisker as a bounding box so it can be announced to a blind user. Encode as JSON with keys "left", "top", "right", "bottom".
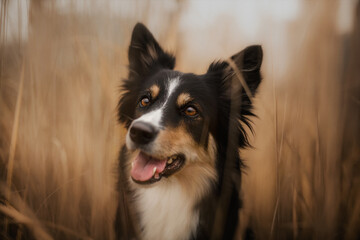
{"left": 119, "top": 113, "right": 134, "bottom": 121}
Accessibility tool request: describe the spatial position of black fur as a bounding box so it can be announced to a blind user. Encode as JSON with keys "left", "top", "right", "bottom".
{"left": 116, "top": 23, "right": 262, "bottom": 240}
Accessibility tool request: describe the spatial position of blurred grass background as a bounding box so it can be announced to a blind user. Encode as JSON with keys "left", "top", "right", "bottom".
{"left": 0, "top": 0, "right": 359, "bottom": 239}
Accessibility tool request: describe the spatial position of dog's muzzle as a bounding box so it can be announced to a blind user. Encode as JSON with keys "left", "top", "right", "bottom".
{"left": 127, "top": 121, "right": 186, "bottom": 184}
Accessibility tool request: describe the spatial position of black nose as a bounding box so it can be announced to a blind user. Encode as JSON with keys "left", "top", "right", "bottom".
{"left": 129, "top": 121, "right": 159, "bottom": 145}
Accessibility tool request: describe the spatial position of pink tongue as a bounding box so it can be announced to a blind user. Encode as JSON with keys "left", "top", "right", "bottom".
{"left": 131, "top": 152, "right": 167, "bottom": 182}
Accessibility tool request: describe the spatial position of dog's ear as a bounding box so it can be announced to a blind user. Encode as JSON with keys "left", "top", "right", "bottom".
{"left": 232, "top": 45, "right": 263, "bottom": 71}
{"left": 230, "top": 45, "right": 263, "bottom": 94}
{"left": 128, "top": 23, "right": 175, "bottom": 77}
{"left": 206, "top": 45, "right": 263, "bottom": 148}
{"left": 207, "top": 45, "right": 263, "bottom": 97}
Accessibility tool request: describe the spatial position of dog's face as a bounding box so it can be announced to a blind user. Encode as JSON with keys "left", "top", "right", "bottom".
{"left": 118, "top": 23, "right": 262, "bottom": 186}
{"left": 124, "top": 69, "right": 218, "bottom": 185}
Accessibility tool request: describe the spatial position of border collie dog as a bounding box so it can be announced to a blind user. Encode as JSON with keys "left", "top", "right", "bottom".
{"left": 116, "top": 23, "right": 262, "bottom": 240}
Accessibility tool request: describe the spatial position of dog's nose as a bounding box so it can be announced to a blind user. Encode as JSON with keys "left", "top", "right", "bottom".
{"left": 129, "top": 121, "right": 159, "bottom": 145}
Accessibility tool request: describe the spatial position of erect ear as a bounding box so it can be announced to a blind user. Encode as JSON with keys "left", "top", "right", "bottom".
{"left": 128, "top": 23, "right": 175, "bottom": 77}
{"left": 207, "top": 45, "right": 263, "bottom": 95}
{"left": 206, "top": 45, "right": 263, "bottom": 148}
{"left": 230, "top": 45, "right": 263, "bottom": 94}
{"left": 232, "top": 45, "right": 263, "bottom": 72}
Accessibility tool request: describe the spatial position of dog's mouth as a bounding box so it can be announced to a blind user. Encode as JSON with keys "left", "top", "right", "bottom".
{"left": 130, "top": 151, "right": 185, "bottom": 184}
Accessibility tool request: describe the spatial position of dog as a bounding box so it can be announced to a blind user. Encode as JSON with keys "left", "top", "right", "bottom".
{"left": 115, "top": 23, "right": 262, "bottom": 240}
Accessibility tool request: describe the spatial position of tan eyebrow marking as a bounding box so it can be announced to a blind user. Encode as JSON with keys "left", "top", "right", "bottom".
{"left": 177, "top": 93, "right": 193, "bottom": 107}
{"left": 149, "top": 85, "right": 160, "bottom": 99}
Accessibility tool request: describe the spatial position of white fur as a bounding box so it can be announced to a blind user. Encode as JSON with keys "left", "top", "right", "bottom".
{"left": 166, "top": 77, "right": 180, "bottom": 100}
{"left": 132, "top": 179, "right": 199, "bottom": 240}
{"left": 136, "top": 108, "right": 163, "bottom": 127}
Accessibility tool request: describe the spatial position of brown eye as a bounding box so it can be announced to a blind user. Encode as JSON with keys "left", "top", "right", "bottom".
{"left": 184, "top": 106, "right": 198, "bottom": 117}
{"left": 139, "top": 97, "right": 150, "bottom": 107}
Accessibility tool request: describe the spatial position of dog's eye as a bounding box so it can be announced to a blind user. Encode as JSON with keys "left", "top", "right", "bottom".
{"left": 139, "top": 97, "right": 150, "bottom": 107}
{"left": 184, "top": 106, "right": 198, "bottom": 117}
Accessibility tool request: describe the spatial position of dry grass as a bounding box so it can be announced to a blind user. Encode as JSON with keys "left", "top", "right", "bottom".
{"left": 0, "top": 0, "right": 359, "bottom": 239}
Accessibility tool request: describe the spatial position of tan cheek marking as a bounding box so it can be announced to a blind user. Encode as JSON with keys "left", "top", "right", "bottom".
{"left": 176, "top": 93, "right": 193, "bottom": 107}
{"left": 152, "top": 127, "right": 218, "bottom": 200}
{"left": 207, "top": 134, "right": 217, "bottom": 162}
{"left": 154, "top": 126, "right": 216, "bottom": 166}
{"left": 149, "top": 85, "right": 160, "bottom": 99}
{"left": 155, "top": 126, "right": 195, "bottom": 156}
{"left": 175, "top": 132, "right": 217, "bottom": 199}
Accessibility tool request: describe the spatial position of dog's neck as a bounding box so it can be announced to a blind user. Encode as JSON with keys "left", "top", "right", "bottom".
{"left": 130, "top": 164, "right": 217, "bottom": 240}
{"left": 132, "top": 178, "right": 199, "bottom": 240}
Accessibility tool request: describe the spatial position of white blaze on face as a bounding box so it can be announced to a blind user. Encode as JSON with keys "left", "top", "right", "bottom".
{"left": 126, "top": 77, "right": 180, "bottom": 149}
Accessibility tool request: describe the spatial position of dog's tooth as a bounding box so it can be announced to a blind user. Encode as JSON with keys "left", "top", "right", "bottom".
{"left": 153, "top": 167, "right": 157, "bottom": 176}
{"left": 167, "top": 158, "right": 173, "bottom": 164}
{"left": 131, "top": 162, "right": 134, "bottom": 168}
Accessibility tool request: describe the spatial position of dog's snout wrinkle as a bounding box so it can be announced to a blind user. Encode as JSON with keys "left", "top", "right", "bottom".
{"left": 130, "top": 121, "right": 159, "bottom": 145}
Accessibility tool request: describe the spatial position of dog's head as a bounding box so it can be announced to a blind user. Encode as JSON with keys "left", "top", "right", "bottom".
{"left": 118, "top": 23, "right": 262, "bottom": 186}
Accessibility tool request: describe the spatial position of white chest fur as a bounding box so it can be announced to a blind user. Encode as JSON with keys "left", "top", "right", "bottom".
{"left": 133, "top": 179, "right": 199, "bottom": 240}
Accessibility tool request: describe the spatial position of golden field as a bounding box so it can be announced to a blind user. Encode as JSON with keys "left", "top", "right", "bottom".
{"left": 0, "top": 1, "right": 359, "bottom": 239}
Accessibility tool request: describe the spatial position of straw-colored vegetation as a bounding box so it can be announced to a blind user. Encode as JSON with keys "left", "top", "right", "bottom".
{"left": 0, "top": 1, "right": 359, "bottom": 239}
